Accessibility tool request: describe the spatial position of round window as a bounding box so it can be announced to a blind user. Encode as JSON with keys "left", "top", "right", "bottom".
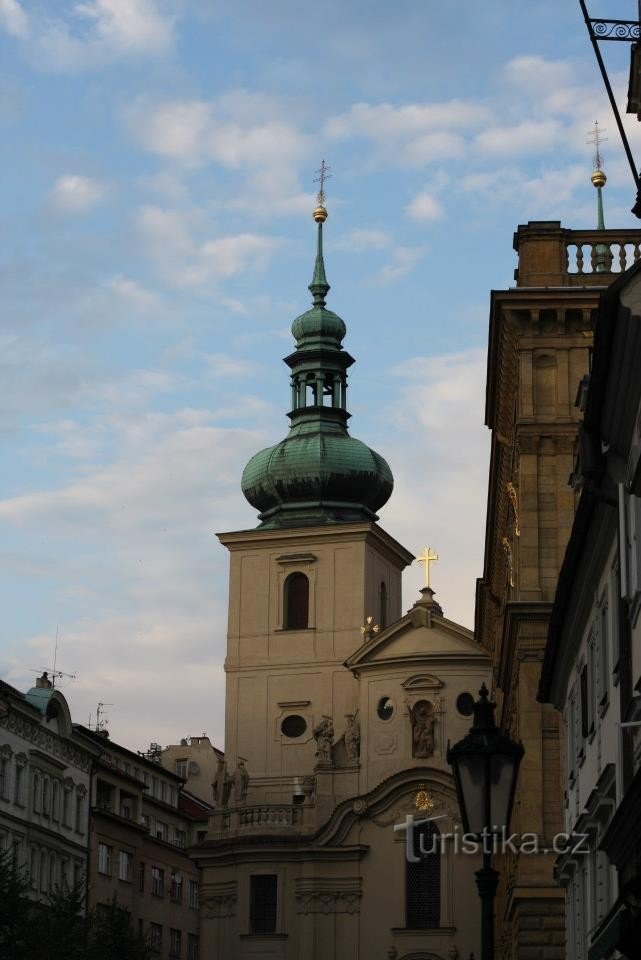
{"left": 281, "top": 715, "right": 307, "bottom": 738}
{"left": 376, "top": 696, "right": 394, "bottom": 721}
{"left": 456, "top": 692, "right": 475, "bottom": 717}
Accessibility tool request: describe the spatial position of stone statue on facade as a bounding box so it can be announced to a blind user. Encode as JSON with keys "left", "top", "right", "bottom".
{"left": 232, "top": 759, "right": 249, "bottom": 803}
{"left": 344, "top": 713, "right": 360, "bottom": 762}
{"left": 212, "top": 758, "right": 232, "bottom": 807}
{"left": 410, "top": 700, "right": 436, "bottom": 759}
{"left": 313, "top": 716, "right": 334, "bottom": 765}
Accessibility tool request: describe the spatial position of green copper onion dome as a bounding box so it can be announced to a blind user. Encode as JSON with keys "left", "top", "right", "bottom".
{"left": 241, "top": 199, "right": 393, "bottom": 529}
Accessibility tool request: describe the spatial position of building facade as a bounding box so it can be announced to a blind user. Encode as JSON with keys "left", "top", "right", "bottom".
{"left": 195, "top": 201, "right": 491, "bottom": 960}
{"left": 160, "top": 736, "right": 223, "bottom": 806}
{"left": 0, "top": 673, "right": 100, "bottom": 903}
{"left": 80, "top": 725, "right": 212, "bottom": 960}
{"left": 539, "top": 260, "right": 641, "bottom": 959}
{"left": 475, "top": 218, "right": 641, "bottom": 959}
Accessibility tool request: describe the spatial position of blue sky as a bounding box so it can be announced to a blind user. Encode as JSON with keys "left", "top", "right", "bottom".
{"left": 1, "top": 0, "right": 640, "bottom": 749}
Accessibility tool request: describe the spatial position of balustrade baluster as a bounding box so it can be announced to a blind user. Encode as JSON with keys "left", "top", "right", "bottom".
{"left": 576, "top": 245, "right": 584, "bottom": 274}
{"left": 590, "top": 244, "right": 597, "bottom": 273}
{"left": 635, "top": 243, "right": 640, "bottom": 263}
{"left": 619, "top": 244, "right": 627, "bottom": 272}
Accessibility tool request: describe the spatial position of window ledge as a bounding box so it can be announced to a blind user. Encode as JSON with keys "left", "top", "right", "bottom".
{"left": 391, "top": 926, "right": 456, "bottom": 936}
{"left": 240, "top": 934, "right": 288, "bottom": 940}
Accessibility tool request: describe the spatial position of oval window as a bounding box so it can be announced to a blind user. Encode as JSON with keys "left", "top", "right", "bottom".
{"left": 376, "top": 696, "right": 394, "bottom": 721}
{"left": 456, "top": 692, "right": 475, "bottom": 717}
{"left": 281, "top": 715, "right": 307, "bottom": 738}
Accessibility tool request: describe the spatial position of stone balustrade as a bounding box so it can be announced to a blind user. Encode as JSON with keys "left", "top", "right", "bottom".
{"left": 207, "top": 802, "right": 306, "bottom": 837}
{"left": 565, "top": 229, "right": 641, "bottom": 276}
{"left": 513, "top": 221, "right": 641, "bottom": 287}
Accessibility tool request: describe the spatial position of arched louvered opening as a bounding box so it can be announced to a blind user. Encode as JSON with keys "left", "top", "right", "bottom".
{"left": 284, "top": 572, "right": 309, "bottom": 629}
{"left": 406, "top": 818, "right": 441, "bottom": 928}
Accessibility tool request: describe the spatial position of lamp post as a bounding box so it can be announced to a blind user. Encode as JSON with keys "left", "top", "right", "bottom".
{"left": 447, "top": 684, "right": 524, "bottom": 960}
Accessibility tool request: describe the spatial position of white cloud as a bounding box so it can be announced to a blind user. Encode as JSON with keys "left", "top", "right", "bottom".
{"left": 48, "top": 174, "right": 107, "bottom": 212}
{"left": 74, "top": 0, "right": 173, "bottom": 55}
{"left": 127, "top": 95, "right": 308, "bottom": 171}
{"left": 333, "top": 228, "right": 391, "bottom": 252}
{"left": 3, "top": 0, "right": 175, "bottom": 71}
{"left": 475, "top": 119, "right": 562, "bottom": 156}
{"left": 377, "top": 245, "right": 426, "bottom": 284}
{"left": 135, "top": 204, "right": 278, "bottom": 287}
{"left": 0, "top": 0, "right": 27, "bottom": 38}
{"left": 382, "top": 347, "right": 489, "bottom": 628}
{"left": 0, "top": 403, "right": 272, "bottom": 747}
{"left": 326, "top": 100, "right": 491, "bottom": 140}
{"left": 405, "top": 190, "right": 444, "bottom": 222}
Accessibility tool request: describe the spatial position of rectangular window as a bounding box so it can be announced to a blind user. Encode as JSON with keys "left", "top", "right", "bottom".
{"left": 149, "top": 923, "right": 162, "bottom": 954}
{"left": 62, "top": 789, "right": 70, "bottom": 826}
{"left": 156, "top": 820, "right": 168, "bottom": 842}
{"left": 141, "top": 813, "right": 149, "bottom": 830}
{"left": 14, "top": 763, "right": 24, "bottom": 806}
{"left": 188, "top": 879, "right": 199, "bottom": 910}
{"left": 0, "top": 757, "right": 8, "bottom": 799}
{"left": 169, "top": 786, "right": 177, "bottom": 806}
{"left": 599, "top": 597, "right": 609, "bottom": 708}
{"left": 75, "top": 793, "right": 84, "bottom": 833}
{"left": 139, "top": 861, "right": 145, "bottom": 892}
{"left": 174, "top": 828, "right": 186, "bottom": 849}
{"left": 33, "top": 773, "right": 41, "bottom": 813}
{"left": 151, "top": 866, "right": 164, "bottom": 897}
{"left": 170, "top": 870, "right": 183, "bottom": 904}
{"left": 98, "top": 843, "right": 112, "bottom": 876}
{"left": 118, "top": 850, "right": 132, "bottom": 882}
{"left": 169, "top": 929, "right": 182, "bottom": 958}
{"left": 580, "top": 664, "right": 589, "bottom": 740}
{"left": 249, "top": 875, "right": 277, "bottom": 935}
{"left": 187, "top": 934, "right": 199, "bottom": 960}
{"left": 42, "top": 777, "right": 50, "bottom": 816}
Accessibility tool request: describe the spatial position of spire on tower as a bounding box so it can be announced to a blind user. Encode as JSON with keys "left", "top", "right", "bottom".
{"left": 587, "top": 122, "right": 608, "bottom": 271}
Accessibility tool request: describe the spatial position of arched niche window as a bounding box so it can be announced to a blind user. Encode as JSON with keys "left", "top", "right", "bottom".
{"left": 284, "top": 572, "right": 309, "bottom": 630}
{"left": 379, "top": 581, "right": 388, "bottom": 629}
{"left": 406, "top": 818, "right": 441, "bottom": 929}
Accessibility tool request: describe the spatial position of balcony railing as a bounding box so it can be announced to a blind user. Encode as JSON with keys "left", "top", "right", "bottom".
{"left": 208, "top": 803, "right": 306, "bottom": 836}
{"left": 566, "top": 230, "right": 641, "bottom": 276}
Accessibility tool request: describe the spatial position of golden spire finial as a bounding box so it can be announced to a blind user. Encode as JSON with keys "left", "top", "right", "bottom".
{"left": 313, "top": 159, "right": 331, "bottom": 222}
{"left": 587, "top": 121, "right": 607, "bottom": 188}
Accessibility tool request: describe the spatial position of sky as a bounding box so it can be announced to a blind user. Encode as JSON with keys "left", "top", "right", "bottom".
{"left": 2, "top": 0, "right": 641, "bottom": 752}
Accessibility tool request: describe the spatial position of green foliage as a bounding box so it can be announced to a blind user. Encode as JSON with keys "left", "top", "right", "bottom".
{"left": 0, "top": 851, "right": 150, "bottom": 960}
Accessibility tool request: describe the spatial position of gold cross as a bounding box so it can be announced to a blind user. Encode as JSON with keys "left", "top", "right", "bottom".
{"left": 416, "top": 546, "right": 438, "bottom": 589}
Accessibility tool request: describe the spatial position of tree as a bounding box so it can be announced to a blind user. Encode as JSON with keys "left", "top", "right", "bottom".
{"left": 0, "top": 851, "right": 150, "bottom": 960}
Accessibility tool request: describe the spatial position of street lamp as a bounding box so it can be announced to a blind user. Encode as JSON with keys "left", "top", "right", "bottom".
{"left": 447, "top": 684, "right": 524, "bottom": 960}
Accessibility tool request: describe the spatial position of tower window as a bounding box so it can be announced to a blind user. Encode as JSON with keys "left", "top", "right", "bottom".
{"left": 379, "top": 581, "right": 388, "bottom": 629}
{"left": 249, "top": 875, "right": 277, "bottom": 934}
{"left": 281, "top": 715, "right": 307, "bottom": 738}
{"left": 406, "top": 819, "right": 440, "bottom": 928}
{"left": 284, "top": 572, "right": 309, "bottom": 629}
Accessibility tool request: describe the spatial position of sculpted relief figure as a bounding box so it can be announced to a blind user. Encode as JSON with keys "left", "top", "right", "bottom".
{"left": 313, "top": 716, "right": 334, "bottom": 765}
{"left": 344, "top": 713, "right": 360, "bottom": 762}
{"left": 232, "top": 759, "right": 249, "bottom": 803}
{"left": 212, "top": 758, "right": 232, "bottom": 807}
{"left": 410, "top": 700, "right": 436, "bottom": 759}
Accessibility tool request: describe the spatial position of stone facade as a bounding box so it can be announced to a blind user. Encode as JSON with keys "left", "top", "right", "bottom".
{"left": 160, "top": 736, "right": 224, "bottom": 806}
{"left": 196, "top": 549, "right": 491, "bottom": 959}
{"left": 475, "top": 220, "right": 641, "bottom": 960}
{"left": 0, "top": 674, "right": 100, "bottom": 903}
{"left": 81, "top": 725, "right": 213, "bottom": 960}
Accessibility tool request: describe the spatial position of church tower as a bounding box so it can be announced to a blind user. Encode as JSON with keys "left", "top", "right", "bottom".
{"left": 218, "top": 191, "right": 413, "bottom": 789}
{"left": 198, "top": 181, "right": 490, "bottom": 960}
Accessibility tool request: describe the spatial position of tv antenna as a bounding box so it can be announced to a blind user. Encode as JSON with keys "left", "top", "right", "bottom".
{"left": 30, "top": 626, "right": 78, "bottom": 687}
